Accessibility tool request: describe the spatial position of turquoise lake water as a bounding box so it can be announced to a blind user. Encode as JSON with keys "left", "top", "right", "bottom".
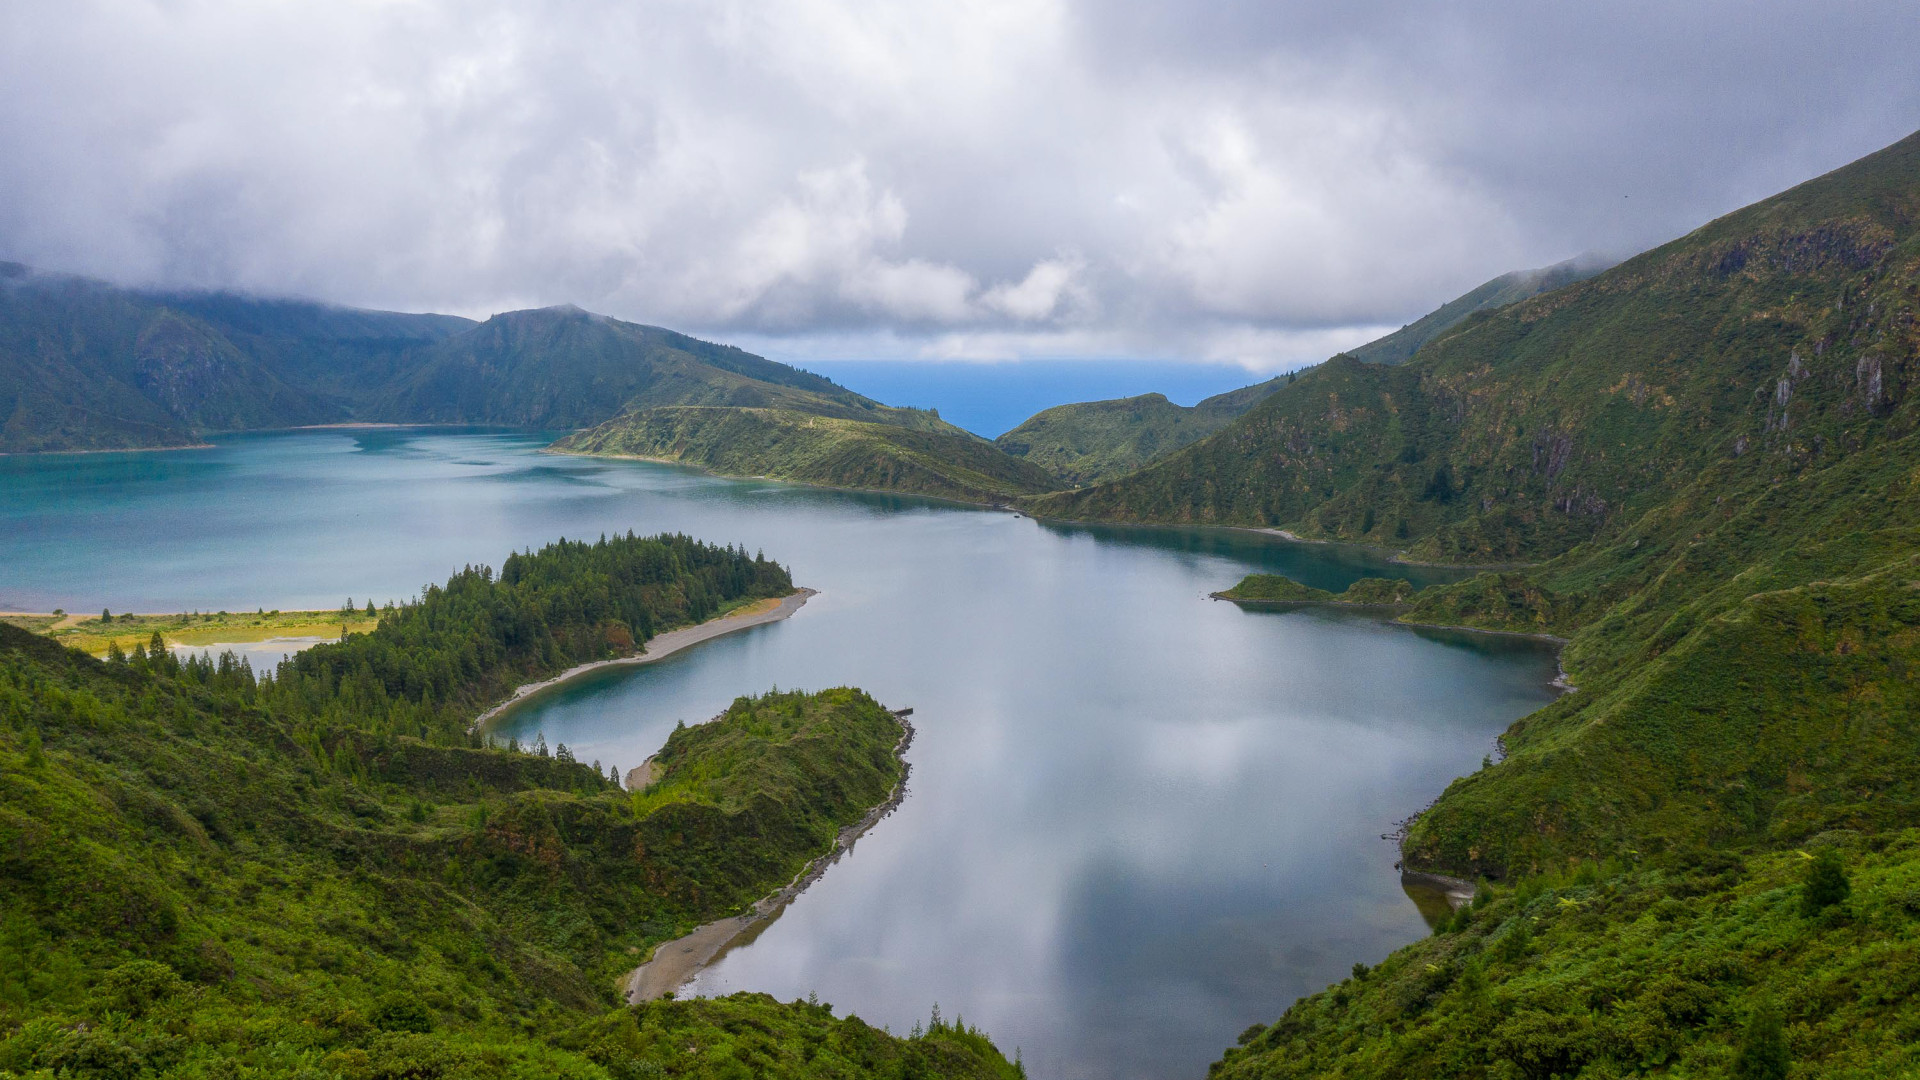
{"left": 0, "top": 428, "right": 1560, "bottom": 1079}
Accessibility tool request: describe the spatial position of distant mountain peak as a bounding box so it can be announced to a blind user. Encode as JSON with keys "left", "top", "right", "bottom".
{"left": 488, "top": 302, "right": 598, "bottom": 323}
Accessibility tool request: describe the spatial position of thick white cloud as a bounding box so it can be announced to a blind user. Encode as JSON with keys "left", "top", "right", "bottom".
{"left": 0, "top": 0, "right": 1915, "bottom": 368}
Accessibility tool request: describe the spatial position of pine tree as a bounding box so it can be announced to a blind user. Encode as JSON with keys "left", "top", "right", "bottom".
{"left": 1733, "top": 1003, "right": 1790, "bottom": 1080}
{"left": 1802, "top": 847, "right": 1851, "bottom": 915}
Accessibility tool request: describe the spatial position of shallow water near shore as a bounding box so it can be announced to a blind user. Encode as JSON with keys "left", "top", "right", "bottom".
{"left": 0, "top": 429, "right": 1560, "bottom": 1080}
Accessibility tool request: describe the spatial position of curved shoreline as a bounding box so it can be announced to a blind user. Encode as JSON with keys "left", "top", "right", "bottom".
{"left": 470, "top": 588, "right": 817, "bottom": 730}
{"left": 624, "top": 709, "right": 917, "bottom": 1003}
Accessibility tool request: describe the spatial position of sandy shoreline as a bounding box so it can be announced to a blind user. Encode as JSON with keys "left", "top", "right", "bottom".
{"left": 470, "top": 588, "right": 817, "bottom": 730}
{"left": 623, "top": 710, "right": 917, "bottom": 1003}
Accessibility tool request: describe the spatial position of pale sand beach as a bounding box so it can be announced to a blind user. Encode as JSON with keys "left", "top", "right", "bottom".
{"left": 471, "top": 588, "right": 816, "bottom": 730}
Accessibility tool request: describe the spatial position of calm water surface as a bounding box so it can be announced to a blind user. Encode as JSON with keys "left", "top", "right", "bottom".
{"left": 0, "top": 430, "right": 1560, "bottom": 1079}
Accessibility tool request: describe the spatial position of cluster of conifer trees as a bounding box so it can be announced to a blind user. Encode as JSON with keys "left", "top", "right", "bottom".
{"left": 101, "top": 532, "right": 792, "bottom": 745}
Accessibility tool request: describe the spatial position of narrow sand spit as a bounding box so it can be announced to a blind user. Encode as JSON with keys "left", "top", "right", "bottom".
{"left": 470, "top": 588, "right": 816, "bottom": 730}
{"left": 623, "top": 712, "right": 916, "bottom": 1003}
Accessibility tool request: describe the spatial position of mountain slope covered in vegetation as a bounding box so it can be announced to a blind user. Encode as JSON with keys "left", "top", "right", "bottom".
{"left": 556, "top": 405, "right": 1064, "bottom": 502}
{"left": 991, "top": 256, "right": 1606, "bottom": 489}
{"left": 1032, "top": 128, "right": 1918, "bottom": 565}
{"left": 1166, "top": 127, "right": 1920, "bottom": 1080}
{"left": 0, "top": 271, "right": 946, "bottom": 455}
{"left": 992, "top": 379, "right": 1284, "bottom": 486}
{"left": 367, "top": 305, "right": 940, "bottom": 432}
{"left": 0, "top": 264, "right": 397, "bottom": 452}
{"left": 1346, "top": 255, "right": 1613, "bottom": 366}
{"left": 0, "top": 267, "right": 1057, "bottom": 506}
{"left": 1214, "top": 837, "right": 1920, "bottom": 1079}
{"left": 0, "top": 536, "right": 1019, "bottom": 1077}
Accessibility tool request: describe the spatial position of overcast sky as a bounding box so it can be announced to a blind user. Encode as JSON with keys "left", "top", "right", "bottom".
{"left": 2, "top": 2, "right": 1916, "bottom": 369}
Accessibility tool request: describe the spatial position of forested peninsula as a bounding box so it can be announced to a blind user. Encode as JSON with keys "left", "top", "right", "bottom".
{"left": 0, "top": 534, "right": 1020, "bottom": 1078}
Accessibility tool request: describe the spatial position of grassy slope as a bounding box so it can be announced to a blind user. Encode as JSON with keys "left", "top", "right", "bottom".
{"left": 370, "top": 306, "right": 937, "bottom": 432}
{"left": 1347, "top": 255, "right": 1613, "bottom": 366}
{"left": 990, "top": 256, "right": 1608, "bottom": 489}
{"left": 0, "top": 592, "right": 1016, "bottom": 1075}
{"left": 0, "top": 267, "right": 347, "bottom": 453}
{"left": 1086, "top": 131, "right": 1920, "bottom": 1074}
{"left": 156, "top": 291, "right": 475, "bottom": 407}
{"left": 0, "top": 610, "right": 380, "bottom": 656}
{"left": 1214, "top": 837, "right": 1920, "bottom": 1079}
{"left": 0, "top": 275, "right": 948, "bottom": 455}
{"left": 993, "top": 379, "right": 1284, "bottom": 486}
{"left": 1030, "top": 128, "right": 1920, "bottom": 564}
{"left": 555, "top": 406, "right": 1064, "bottom": 503}
{"left": 0, "top": 268, "right": 1060, "bottom": 506}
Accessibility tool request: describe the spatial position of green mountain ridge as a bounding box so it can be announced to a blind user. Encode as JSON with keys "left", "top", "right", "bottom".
{"left": 555, "top": 405, "right": 1064, "bottom": 503}
{"left": 993, "top": 378, "right": 1286, "bottom": 486}
{"left": 368, "top": 305, "right": 927, "bottom": 431}
{"left": 0, "top": 265, "right": 371, "bottom": 452}
{"left": 990, "top": 256, "right": 1611, "bottom": 489}
{"left": 1146, "top": 127, "right": 1920, "bottom": 1078}
{"left": 1346, "top": 254, "right": 1615, "bottom": 366}
{"left": 0, "top": 270, "right": 945, "bottom": 455}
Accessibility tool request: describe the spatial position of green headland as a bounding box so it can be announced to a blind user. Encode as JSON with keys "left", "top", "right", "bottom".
{"left": 0, "top": 533, "right": 1021, "bottom": 1078}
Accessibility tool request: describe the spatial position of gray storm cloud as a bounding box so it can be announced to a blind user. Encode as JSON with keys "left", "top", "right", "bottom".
{"left": 0, "top": 0, "right": 1915, "bottom": 367}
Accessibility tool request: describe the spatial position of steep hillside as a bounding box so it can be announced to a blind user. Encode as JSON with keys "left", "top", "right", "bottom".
{"left": 1213, "top": 837, "right": 1920, "bottom": 1079}
{"left": 555, "top": 406, "right": 1065, "bottom": 503}
{"left": 1347, "top": 255, "right": 1613, "bottom": 366}
{"left": 0, "top": 265, "right": 353, "bottom": 452}
{"left": 992, "top": 256, "right": 1605, "bottom": 489}
{"left": 162, "top": 291, "right": 475, "bottom": 403}
{"left": 1052, "top": 128, "right": 1920, "bottom": 870}
{"left": 994, "top": 378, "right": 1284, "bottom": 486}
{"left": 0, "top": 273, "right": 949, "bottom": 454}
{"left": 371, "top": 305, "right": 931, "bottom": 431}
{"left": 1185, "top": 127, "right": 1920, "bottom": 1079}
{"left": 1033, "top": 129, "right": 1920, "bottom": 566}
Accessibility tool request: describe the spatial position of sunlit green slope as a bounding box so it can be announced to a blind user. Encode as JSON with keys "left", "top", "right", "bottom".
{"left": 555, "top": 405, "right": 1064, "bottom": 503}
{"left": 993, "top": 380, "right": 1284, "bottom": 486}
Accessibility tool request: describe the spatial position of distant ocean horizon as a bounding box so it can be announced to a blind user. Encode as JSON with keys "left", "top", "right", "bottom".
{"left": 801, "top": 359, "right": 1284, "bottom": 438}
